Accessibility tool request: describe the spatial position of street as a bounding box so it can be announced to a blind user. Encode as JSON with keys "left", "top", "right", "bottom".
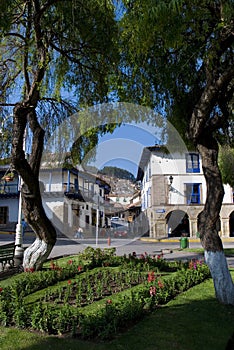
{"left": 1, "top": 232, "right": 234, "bottom": 267}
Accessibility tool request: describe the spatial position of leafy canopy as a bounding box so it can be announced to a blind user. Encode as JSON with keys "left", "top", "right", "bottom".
{"left": 0, "top": 0, "right": 119, "bottom": 158}
{"left": 119, "top": 0, "right": 234, "bottom": 146}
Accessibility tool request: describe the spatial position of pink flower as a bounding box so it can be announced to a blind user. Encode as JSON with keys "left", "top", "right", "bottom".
{"left": 106, "top": 299, "right": 112, "bottom": 304}
{"left": 68, "top": 259, "right": 73, "bottom": 265}
{"left": 77, "top": 265, "right": 82, "bottom": 272}
{"left": 149, "top": 286, "right": 156, "bottom": 296}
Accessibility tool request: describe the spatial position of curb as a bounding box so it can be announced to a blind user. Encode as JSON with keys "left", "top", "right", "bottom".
{"left": 139, "top": 237, "right": 234, "bottom": 243}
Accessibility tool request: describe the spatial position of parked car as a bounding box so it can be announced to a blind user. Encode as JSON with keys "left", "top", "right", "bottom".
{"left": 113, "top": 227, "right": 128, "bottom": 238}
{"left": 111, "top": 216, "right": 119, "bottom": 221}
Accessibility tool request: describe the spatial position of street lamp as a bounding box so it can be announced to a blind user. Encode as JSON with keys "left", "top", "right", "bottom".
{"left": 14, "top": 175, "right": 24, "bottom": 265}
{"left": 96, "top": 195, "right": 99, "bottom": 247}
{"left": 169, "top": 175, "right": 173, "bottom": 189}
{"left": 94, "top": 190, "right": 104, "bottom": 247}
{"left": 14, "top": 129, "right": 27, "bottom": 265}
{"left": 168, "top": 175, "right": 174, "bottom": 205}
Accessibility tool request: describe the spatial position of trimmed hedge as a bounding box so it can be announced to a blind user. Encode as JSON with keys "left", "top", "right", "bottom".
{"left": 0, "top": 247, "right": 210, "bottom": 340}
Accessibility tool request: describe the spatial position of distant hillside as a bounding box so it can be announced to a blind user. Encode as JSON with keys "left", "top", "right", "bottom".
{"left": 98, "top": 166, "right": 136, "bottom": 182}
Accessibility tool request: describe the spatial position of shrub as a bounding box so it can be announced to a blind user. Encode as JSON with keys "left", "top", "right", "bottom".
{"left": 0, "top": 248, "right": 210, "bottom": 340}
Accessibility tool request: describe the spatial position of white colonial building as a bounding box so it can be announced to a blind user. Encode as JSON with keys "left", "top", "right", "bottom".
{"left": 137, "top": 145, "right": 234, "bottom": 238}
{"left": 0, "top": 164, "right": 111, "bottom": 238}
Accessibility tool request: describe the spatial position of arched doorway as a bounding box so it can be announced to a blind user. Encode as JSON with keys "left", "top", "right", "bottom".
{"left": 166, "top": 210, "right": 190, "bottom": 237}
{"left": 229, "top": 211, "right": 234, "bottom": 237}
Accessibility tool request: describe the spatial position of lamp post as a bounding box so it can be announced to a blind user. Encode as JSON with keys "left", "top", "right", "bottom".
{"left": 14, "top": 130, "right": 27, "bottom": 266}
{"left": 96, "top": 196, "right": 99, "bottom": 247}
{"left": 169, "top": 175, "right": 173, "bottom": 189}
{"left": 168, "top": 175, "right": 173, "bottom": 205}
{"left": 14, "top": 176, "right": 24, "bottom": 265}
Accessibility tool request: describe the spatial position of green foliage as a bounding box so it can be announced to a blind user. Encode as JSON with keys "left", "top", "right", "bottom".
{"left": 0, "top": 0, "right": 119, "bottom": 156}
{"left": 71, "top": 123, "right": 119, "bottom": 165}
{"left": 0, "top": 248, "right": 210, "bottom": 340}
{"left": 119, "top": 0, "right": 234, "bottom": 145}
{"left": 218, "top": 145, "right": 234, "bottom": 187}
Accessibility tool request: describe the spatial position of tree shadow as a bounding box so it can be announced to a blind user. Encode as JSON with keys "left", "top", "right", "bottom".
{"left": 19, "top": 294, "right": 234, "bottom": 350}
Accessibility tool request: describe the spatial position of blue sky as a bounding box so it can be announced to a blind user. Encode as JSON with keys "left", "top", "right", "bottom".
{"left": 86, "top": 122, "right": 162, "bottom": 177}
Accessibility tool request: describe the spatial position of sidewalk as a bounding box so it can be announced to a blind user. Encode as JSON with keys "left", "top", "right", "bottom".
{"left": 0, "top": 233, "right": 233, "bottom": 267}
{"left": 140, "top": 237, "right": 234, "bottom": 243}
{"left": 46, "top": 237, "right": 234, "bottom": 268}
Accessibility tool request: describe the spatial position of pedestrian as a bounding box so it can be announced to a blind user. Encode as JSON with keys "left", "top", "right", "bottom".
{"left": 74, "top": 226, "right": 84, "bottom": 239}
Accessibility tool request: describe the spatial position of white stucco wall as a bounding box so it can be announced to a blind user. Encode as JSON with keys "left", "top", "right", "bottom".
{"left": 142, "top": 151, "right": 233, "bottom": 207}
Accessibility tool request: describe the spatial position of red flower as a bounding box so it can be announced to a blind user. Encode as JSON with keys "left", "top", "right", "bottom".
{"left": 68, "top": 259, "right": 73, "bottom": 265}
{"left": 77, "top": 265, "right": 82, "bottom": 272}
{"left": 25, "top": 267, "right": 34, "bottom": 273}
{"left": 0, "top": 287, "right": 3, "bottom": 293}
{"left": 68, "top": 280, "right": 72, "bottom": 285}
{"left": 50, "top": 260, "right": 57, "bottom": 270}
{"left": 106, "top": 299, "right": 112, "bottom": 304}
{"left": 148, "top": 271, "right": 155, "bottom": 282}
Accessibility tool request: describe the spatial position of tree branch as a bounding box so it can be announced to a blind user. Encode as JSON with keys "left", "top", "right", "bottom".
{"left": 189, "top": 66, "right": 234, "bottom": 144}
{"left": 28, "top": 110, "right": 45, "bottom": 177}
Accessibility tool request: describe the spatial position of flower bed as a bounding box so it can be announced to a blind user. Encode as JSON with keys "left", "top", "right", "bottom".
{"left": 0, "top": 247, "right": 210, "bottom": 340}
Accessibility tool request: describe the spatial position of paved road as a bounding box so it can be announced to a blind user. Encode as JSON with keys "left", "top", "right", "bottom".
{"left": 1, "top": 233, "right": 234, "bottom": 267}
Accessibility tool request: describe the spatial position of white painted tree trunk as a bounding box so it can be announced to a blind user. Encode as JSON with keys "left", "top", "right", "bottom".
{"left": 205, "top": 250, "right": 234, "bottom": 305}
{"left": 23, "top": 238, "right": 54, "bottom": 271}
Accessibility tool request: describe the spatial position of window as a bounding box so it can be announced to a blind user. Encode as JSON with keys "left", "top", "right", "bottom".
{"left": 74, "top": 178, "right": 79, "bottom": 191}
{"left": 185, "top": 184, "right": 201, "bottom": 204}
{"left": 142, "top": 194, "right": 146, "bottom": 210}
{"left": 186, "top": 153, "right": 200, "bottom": 173}
{"left": 147, "top": 187, "right": 151, "bottom": 207}
{"left": 0, "top": 207, "right": 7, "bottom": 224}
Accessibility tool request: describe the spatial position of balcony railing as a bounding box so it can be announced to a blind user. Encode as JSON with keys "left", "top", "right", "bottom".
{"left": 0, "top": 183, "right": 19, "bottom": 198}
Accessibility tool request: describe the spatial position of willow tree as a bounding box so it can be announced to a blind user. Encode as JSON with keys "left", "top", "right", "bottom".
{"left": 0, "top": 0, "right": 118, "bottom": 270}
{"left": 120, "top": 0, "right": 234, "bottom": 304}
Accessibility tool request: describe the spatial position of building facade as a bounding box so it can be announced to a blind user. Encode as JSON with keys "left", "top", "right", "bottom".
{"left": 0, "top": 167, "right": 19, "bottom": 231}
{"left": 137, "top": 146, "right": 234, "bottom": 238}
{"left": 0, "top": 165, "right": 110, "bottom": 238}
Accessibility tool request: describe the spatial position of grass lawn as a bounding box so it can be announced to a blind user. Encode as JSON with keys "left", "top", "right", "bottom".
{"left": 0, "top": 271, "right": 233, "bottom": 350}
{"left": 180, "top": 248, "right": 234, "bottom": 256}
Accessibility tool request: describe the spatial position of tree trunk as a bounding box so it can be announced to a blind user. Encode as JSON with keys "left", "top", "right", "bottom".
{"left": 12, "top": 103, "right": 56, "bottom": 271}
{"left": 21, "top": 186, "right": 57, "bottom": 271}
{"left": 197, "top": 134, "right": 234, "bottom": 305}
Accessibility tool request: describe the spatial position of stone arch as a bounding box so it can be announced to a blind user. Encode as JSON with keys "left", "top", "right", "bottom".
{"left": 166, "top": 210, "right": 190, "bottom": 237}
{"left": 229, "top": 211, "right": 234, "bottom": 237}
